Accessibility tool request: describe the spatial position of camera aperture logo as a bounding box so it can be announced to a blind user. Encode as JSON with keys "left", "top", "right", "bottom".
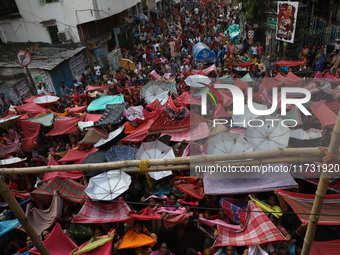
{"left": 200, "top": 85, "right": 312, "bottom": 128}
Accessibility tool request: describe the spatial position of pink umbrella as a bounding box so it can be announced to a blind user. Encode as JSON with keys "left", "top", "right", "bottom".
{"left": 124, "top": 105, "right": 144, "bottom": 121}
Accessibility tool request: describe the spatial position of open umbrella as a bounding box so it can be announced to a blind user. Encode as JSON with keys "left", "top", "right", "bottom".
{"left": 0, "top": 157, "right": 26, "bottom": 168}
{"left": 124, "top": 105, "right": 144, "bottom": 121}
{"left": 142, "top": 81, "right": 168, "bottom": 105}
{"left": 94, "top": 126, "right": 125, "bottom": 149}
{"left": 232, "top": 103, "right": 269, "bottom": 127}
{"left": 245, "top": 116, "right": 291, "bottom": 151}
{"left": 185, "top": 75, "right": 211, "bottom": 87}
{"left": 82, "top": 150, "right": 107, "bottom": 177}
{"left": 134, "top": 13, "right": 150, "bottom": 22}
{"left": 105, "top": 145, "right": 138, "bottom": 162}
{"left": 85, "top": 170, "right": 132, "bottom": 201}
{"left": 136, "top": 140, "right": 174, "bottom": 180}
{"left": 0, "top": 115, "right": 21, "bottom": 129}
{"left": 207, "top": 132, "right": 253, "bottom": 154}
{"left": 119, "top": 58, "right": 137, "bottom": 71}
{"left": 33, "top": 95, "right": 60, "bottom": 106}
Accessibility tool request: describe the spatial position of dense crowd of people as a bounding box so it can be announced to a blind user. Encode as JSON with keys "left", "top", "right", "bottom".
{"left": 1, "top": 0, "right": 340, "bottom": 255}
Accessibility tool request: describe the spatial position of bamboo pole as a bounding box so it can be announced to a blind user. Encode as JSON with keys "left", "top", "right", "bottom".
{"left": 118, "top": 156, "right": 322, "bottom": 173}
{"left": 2, "top": 147, "right": 324, "bottom": 175}
{"left": 301, "top": 112, "right": 340, "bottom": 255}
{"left": 0, "top": 178, "right": 50, "bottom": 255}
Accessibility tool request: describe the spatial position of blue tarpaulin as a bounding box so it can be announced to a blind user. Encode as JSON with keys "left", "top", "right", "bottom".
{"left": 0, "top": 219, "right": 20, "bottom": 237}
{"left": 87, "top": 95, "right": 125, "bottom": 111}
{"left": 192, "top": 43, "right": 216, "bottom": 61}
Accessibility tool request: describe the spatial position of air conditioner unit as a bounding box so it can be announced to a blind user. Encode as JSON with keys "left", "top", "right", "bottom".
{"left": 57, "top": 31, "right": 71, "bottom": 41}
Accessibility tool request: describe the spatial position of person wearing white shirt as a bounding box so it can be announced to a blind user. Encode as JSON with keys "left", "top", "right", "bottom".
{"left": 37, "top": 83, "right": 47, "bottom": 95}
{"left": 93, "top": 62, "right": 101, "bottom": 79}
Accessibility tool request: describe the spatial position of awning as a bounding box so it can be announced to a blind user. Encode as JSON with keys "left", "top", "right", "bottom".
{"left": 85, "top": 33, "right": 112, "bottom": 49}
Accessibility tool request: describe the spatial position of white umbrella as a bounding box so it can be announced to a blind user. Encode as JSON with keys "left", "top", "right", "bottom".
{"left": 207, "top": 132, "right": 253, "bottom": 154}
{"left": 136, "top": 140, "right": 174, "bottom": 180}
{"left": 232, "top": 103, "right": 268, "bottom": 127}
{"left": 245, "top": 116, "right": 291, "bottom": 151}
{"left": 85, "top": 170, "right": 131, "bottom": 201}
{"left": 290, "top": 128, "right": 322, "bottom": 140}
{"left": 142, "top": 81, "right": 168, "bottom": 105}
{"left": 33, "top": 95, "right": 60, "bottom": 105}
{"left": 94, "top": 126, "right": 125, "bottom": 148}
{"left": 185, "top": 75, "right": 211, "bottom": 87}
{"left": 125, "top": 105, "right": 144, "bottom": 121}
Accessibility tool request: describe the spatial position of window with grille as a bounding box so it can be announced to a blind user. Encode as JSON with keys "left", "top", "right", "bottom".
{"left": 47, "top": 26, "right": 61, "bottom": 44}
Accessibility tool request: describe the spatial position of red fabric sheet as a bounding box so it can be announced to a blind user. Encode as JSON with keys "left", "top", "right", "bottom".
{"left": 234, "top": 79, "right": 249, "bottom": 90}
{"left": 146, "top": 99, "right": 165, "bottom": 111}
{"left": 276, "top": 189, "right": 340, "bottom": 225}
{"left": 72, "top": 198, "right": 132, "bottom": 224}
{"left": 274, "top": 60, "right": 306, "bottom": 66}
{"left": 0, "top": 143, "right": 21, "bottom": 157}
{"left": 23, "top": 94, "right": 53, "bottom": 103}
{"left": 173, "top": 92, "right": 201, "bottom": 106}
{"left": 14, "top": 102, "right": 50, "bottom": 114}
{"left": 175, "top": 184, "right": 204, "bottom": 200}
{"left": 310, "top": 239, "right": 340, "bottom": 255}
{"left": 324, "top": 102, "right": 340, "bottom": 114}
{"left": 191, "top": 64, "right": 217, "bottom": 75}
{"left": 46, "top": 116, "right": 84, "bottom": 136}
{"left": 30, "top": 223, "right": 78, "bottom": 255}
{"left": 130, "top": 206, "right": 162, "bottom": 220}
{"left": 309, "top": 101, "right": 337, "bottom": 128}
{"left": 42, "top": 158, "right": 83, "bottom": 182}
{"left": 68, "top": 106, "right": 87, "bottom": 114}
{"left": 58, "top": 147, "right": 98, "bottom": 163}
{"left": 87, "top": 84, "right": 113, "bottom": 91}
{"left": 260, "top": 78, "right": 284, "bottom": 91}
{"left": 148, "top": 110, "right": 207, "bottom": 133}
{"left": 19, "top": 120, "right": 41, "bottom": 139}
{"left": 85, "top": 113, "right": 102, "bottom": 122}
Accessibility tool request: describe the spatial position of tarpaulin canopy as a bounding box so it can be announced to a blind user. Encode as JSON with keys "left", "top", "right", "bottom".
{"left": 274, "top": 60, "right": 307, "bottom": 66}
{"left": 31, "top": 178, "right": 86, "bottom": 208}
{"left": 276, "top": 189, "right": 340, "bottom": 225}
{"left": 93, "top": 103, "right": 128, "bottom": 127}
{"left": 213, "top": 201, "right": 286, "bottom": 247}
{"left": 46, "top": 116, "right": 85, "bottom": 136}
{"left": 42, "top": 158, "right": 83, "bottom": 182}
{"left": 0, "top": 219, "right": 20, "bottom": 237}
{"left": 87, "top": 95, "right": 125, "bottom": 111}
{"left": 30, "top": 223, "right": 78, "bottom": 255}
{"left": 204, "top": 169, "right": 297, "bottom": 195}
{"left": 192, "top": 42, "right": 216, "bottom": 61}
{"left": 58, "top": 147, "right": 98, "bottom": 163}
{"left": 72, "top": 199, "right": 132, "bottom": 223}
{"left": 28, "top": 113, "right": 54, "bottom": 126}
{"left": 14, "top": 102, "right": 50, "bottom": 114}
{"left": 309, "top": 101, "right": 337, "bottom": 128}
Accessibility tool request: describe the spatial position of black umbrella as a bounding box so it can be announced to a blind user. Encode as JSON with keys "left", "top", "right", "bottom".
{"left": 293, "top": 67, "right": 315, "bottom": 75}
{"left": 92, "top": 103, "right": 129, "bottom": 127}
{"left": 82, "top": 150, "right": 108, "bottom": 177}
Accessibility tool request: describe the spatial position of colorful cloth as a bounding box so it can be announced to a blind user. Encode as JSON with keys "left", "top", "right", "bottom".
{"left": 276, "top": 189, "right": 340, "bottom": 225}
{"left": 42, "top": 158, "right": 83, "bottom": 182}
{"left": 130, "top": 206, "right": 162, "bottom": 220}
{"left": 30, "top": 223, "right": 78, "bottom": 255}
{"left": 118, "top": 228, "right": 157, "bottom": 249}
{"left": 249, "top": 196, "right": 282, "bottom": 218}
{"left": 73, "top": 232, "right": 114, "bottom": 255}
{"left": 310, "top": 239, "right": 340, "bottom": 255}
{"left": 309, "top": 101, "right": 337, "bottom": 128}
{"left": 220, "top": 198, "right": 246, "bottom": 223}
{"left": 213, "top": 201, "right": 286, "bottom": 247}
{"left": 26, "top": 191, "right": 63, "bottom": 235}
{"left": 31, "top": 178, "right": 86, "bottom": 208}
{"left": 72, "top": 199, "right": 132, "bottom": 224}
{"left": 175, "top": 183, "right": 204, "bottom": 200}
{"left": 0, "top": 219, "right": 20, "bottom": 237}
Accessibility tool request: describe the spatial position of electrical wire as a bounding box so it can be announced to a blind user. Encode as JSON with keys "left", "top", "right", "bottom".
{"left": 3, "top": 188, "right": 340, "bottom": 218}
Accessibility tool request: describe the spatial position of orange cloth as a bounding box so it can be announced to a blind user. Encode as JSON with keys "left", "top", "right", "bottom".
{"left": 123, "top": 122, "right": 137, "bottom": 134}
{"left": 118, "top": 228, "right": 157, "bottom": 249}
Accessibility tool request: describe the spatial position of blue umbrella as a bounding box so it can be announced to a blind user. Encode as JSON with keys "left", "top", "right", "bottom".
{"left": 105, "top": 145, "right": 138, "bottom": 162}
{"left": 134, "top": 14, "right": 150, "bottom": 22}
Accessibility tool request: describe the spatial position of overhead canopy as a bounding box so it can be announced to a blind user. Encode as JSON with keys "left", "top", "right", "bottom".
{"left": 192, "top": 42, "right": 216, "bottom": 61}
{"left": 274, "top": 60, "right": 306, "bottom": 66}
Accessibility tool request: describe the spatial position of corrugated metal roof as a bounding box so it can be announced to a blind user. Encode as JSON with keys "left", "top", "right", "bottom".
{"left": 0, "top": 46, "right": 85, "bottom": 70}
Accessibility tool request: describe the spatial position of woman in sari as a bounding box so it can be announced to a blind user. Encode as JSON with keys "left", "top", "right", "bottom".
{"left": 300, "top": 44, "right": 309, "bottom": 61}
{"left": 151, "top": 242, "right": 175, "bottom": 255}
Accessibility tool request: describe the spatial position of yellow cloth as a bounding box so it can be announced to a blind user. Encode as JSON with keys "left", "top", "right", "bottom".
{"left": 118, "top": 228, "right": 156, "bottom": 249}
{"left": 51, "top": 110, "right": 68, "bottom": 117}
{"left": 137, "top": 159, "right": 152, "bottom": 187}
{"left": 73, "top": 235, "right": 114, "bottom": 254}
{"left": 249, "top": 195, "right": 282, "bottom": 218}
